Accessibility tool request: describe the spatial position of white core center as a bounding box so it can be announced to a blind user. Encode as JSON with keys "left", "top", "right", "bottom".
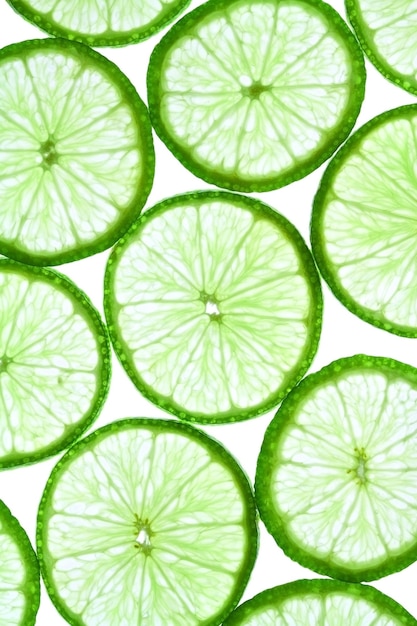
{"left": 205, "top": 301, "right": 220, "bottom": 315}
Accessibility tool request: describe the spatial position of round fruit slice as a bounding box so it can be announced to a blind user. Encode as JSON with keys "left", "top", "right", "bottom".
{"left": 346, "top": 0, "right": 417, "bottom": 95}
{"left": 0, "top": 500, "right": 40, "bottom": 626}
{"left": 256, "top": 355, "right": 417, "bottom": 582}
{"left": 37, "top": 418, "right": 258, "bottom": 626}
{"left": 223, "top": 579, "right": 417, "bottom": 625}
{"left": 147, "top": 0, "right": 365, "bottom": 193}
{"left": 0, "top": 38, "right": 154, "bottom": 266}
{"left": 104, "top": 191, "right": 322, "bottom": 423}
{"left": 311, "top": 105, "right": 417, "bottom": 337}
{"left": 0, "top": 260, "right": 110, "bottom": 468}
{"left": 6, "top": 0, "right": 191, "bottom": 47}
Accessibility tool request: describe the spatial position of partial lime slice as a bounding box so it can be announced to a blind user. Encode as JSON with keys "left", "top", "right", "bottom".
{"left": 0, "top": 38, "right": 154, "bottom": 266}
{"left": 0, "top": 500, "right": 40, "bottom": 626}
{"left": 0, "top": 260, "right": 110, "bottom": 467}
{"left": 256, "top": 355, "right": 417, "bottom": 582}
{"left": 223, "top": 579, "right": 417, "bottom": 625}
{"left": 147, "top": 0, "right": 365, "bottom": 193}
{"left": 346, "top": 0, "right": 417, "bottom": 95}
{"left": 37, "top": 418, "right": 258, "bottom": 625}
{"left": 6, "top": 0, "right": 191, "bottom": 47}
{"left": 311, "top": 105, "right": 417, "bottom": 337}
{"left": 104, "top": 191, "right": 322, "bottom": 423}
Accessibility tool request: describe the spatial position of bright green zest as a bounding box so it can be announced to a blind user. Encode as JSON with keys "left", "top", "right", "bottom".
{"left": 147, "top": 0, "right": 365, "bottom": 192}
{"left": 104, "top": 191, "right": 322, "bottom": 423}
{"left": 312, "top": 105, "right": 417, "bottom": 337}
{"left": 0, "top": 38, "right": 154, "bottom": 266}
{"left": 37, "top": 418, "right": 258, "bottom": 626}
{"left": 0, "top": 260, "right": 110, "bottom": 468}
{"left": 346, "top": 0, "right": 417, "bottom": 95}
{"left": 223, "top": 579, "right": 417, "bottom": 626}
{"left": 0, "top": 500, "right": 40, "bottom": 626}
{"left": 256, "top": 355, "right": 417, "bottom": 582}
{"left": 6, "top": 0, "right": 191, "bottom": 46}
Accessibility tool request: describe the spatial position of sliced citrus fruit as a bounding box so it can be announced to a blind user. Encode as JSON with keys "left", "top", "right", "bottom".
{"left": 0, "top": 500, "right": 40, "bottom": 626}
{"left": 104, "top": 191, "right": 322, "bottom": 423}
{"left": 256, "top": 355, "right": 417, "bottom": 582}
{"left": 37, "top": 418, "right": 258, "bottom": 625}
{"left": 6, "top": 0, "right": 191, "bottom": 47}
{"left": 147, "top": 0, "right": 365, "bottom": 192}
{"left": 223, "top": 579, "right": 417, "bottom": 625}
{"left": 0, "top": 38, "right": 154, "bottom": 266}
{"left": 311, "top": 105, "right": 417, "bottom": 337}
{"left": 346, "top": 0, "right": 417, "bottom": 95}
{"left": 0, "top": 259, "right": 110, "bottom": 468}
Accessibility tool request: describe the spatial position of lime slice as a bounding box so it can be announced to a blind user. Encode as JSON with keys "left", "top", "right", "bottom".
{"left": 256, "top": 355, "right": 417, "bottom": 582}
{"left": 0, "top": 500, "right": 40, "bottom": 626}
{"left": 346, "top": 0, "right": 417, "bottom": 95}
{"left": 147, "top": 0, "right": 365, "bottom": 193}
{"left": 6, "top": 0, "right": 191, "bottom": 47}
{"left": 37, "top": 418, "right": 258, "bottom": 625}
{"left": 104, "top": 191, "right": 322, "bottom": 423}
{"left": 223, "top": 579, "right": 417, "bottom": 625}
{"left": 0, "top": 38, "right": 154, "bottom": 266}
{"left": 0, "top": 259, "right": 110, "bottom": 468}
{"left": 311, "top": 105, "right": 417, "bottom": 337}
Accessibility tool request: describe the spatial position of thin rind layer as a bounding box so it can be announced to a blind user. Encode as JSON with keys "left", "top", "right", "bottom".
{"left": 255, "top": 354, "right": 417, "bottom": 582}
{"left": 37, "top": 417, "right": 259, "bottom": 626}
{"left": 0, "top": 500, "right": 40, "bottom": 626}
{"left": 0, "top": 259, "right": 111, "bottom": 468}
{"left": 223, "top": 579, "right": 417, "bottom": 625}
{"left": 147, "top": 0, "right": 366, "bottom": 193}
{"left": 346, "top": 0, "right": 417, "bottom": 96}
{"left": 103, "top": 190, "right": 323, "bottom": 424}
{"left": 5, "top": 0, "right": 191, "bottom": 47}
{"left": 0, "top": 38, "right": 155, "bottom": 266}
{"left": 311, "top": 104, "right": 417, "bottom": 338}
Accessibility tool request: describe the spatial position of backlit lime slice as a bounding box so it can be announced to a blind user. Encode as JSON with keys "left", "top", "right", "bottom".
{"left": 0, "top": 500, "right": 39, "bottom": 626}
{"left": 223, "top": 579, "right": 417, "bottom": 625}
{"left": 0, "top": 38, "right": 154, "bottom": 266}
{"left": 37, "top": 418, "right": 258, "bottom": 626}
{"left": 311, "top": 105, "right": 417, "bottom": 337}
{"left": 0, "top": 260, "right": 110, "bottom": 468}
{"left": 104, "top": 191, "right": 322, "bottom": 423}
{"left": 147, "top": 0, "right": 365, "bottom": 192}
{"left": 6, "top": 0, "right": 191, "bottom": 47}
{"left": 346, "top": 0, "right": 417, "bottom": 95}
{"left": 256, "top": 355, "right": 417, "bottom": 582}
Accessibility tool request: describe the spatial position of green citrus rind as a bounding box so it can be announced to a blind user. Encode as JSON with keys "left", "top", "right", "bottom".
{"left": 147, "top": 0, "right": 366, "bottom": 193}
{"left": 346, "top": 0, "right": 417, "bottom": 96}
{"left": 37, "top": 417, "right": 259, "bottom": 626}
{"left": 0, "top": 38, "right": 154, "bottom": 266}
{"left": 311, "top": 104, "right": 417, "bottom": 337}
{"left": 256, "top": 354, "right": 417, "bottom": 582}
{"left": 6, "top": 0, "right": 191, "bottom": 47}
{"left": 104, "top": 190, "right": 322, "bottom": 424}
{"left": 0, "top": 259, "right": 111, "bottom": 468}
{"left": 223, "top": 579, "right": 417, "bottom": 625}
{"left": 0, "top": 500, "right": 40, "bottom": 626}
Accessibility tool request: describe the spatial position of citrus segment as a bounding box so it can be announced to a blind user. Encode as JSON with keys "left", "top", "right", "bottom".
{"left": 0, "top": 260, "right": 110, "bottom": 467}
{"left": 147, "top": 0, "right": 365, "bottom": 192}
{"left": 0, "top": 38, "right": 154, "bottom": 266}
{"left": 346, "top": 0, "right": 417, "bottom": 95}
{"left": 0, "top": 500, "right": 39, "bottom": 626}
{"left": 104, "top": 191, "right": 322, "bottom": 423}
{"left": 256, "top": 355, "right": 417, "bottom": 582}
{"left": 37, "top": 418, "right": 258, "bottom": 625}
{"left": 6, "top": 0, "right": 191, "bottom": 46}
{"left": 223, "top": 579, "right": 417, "bottom": 625}
{"left": 312, "top": 105, "right": 417, "bottom": 336}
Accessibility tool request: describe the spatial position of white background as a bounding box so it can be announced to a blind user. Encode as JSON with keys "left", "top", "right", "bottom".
{"left": 0, "top": 0, "right": 417, "bottom": 623}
